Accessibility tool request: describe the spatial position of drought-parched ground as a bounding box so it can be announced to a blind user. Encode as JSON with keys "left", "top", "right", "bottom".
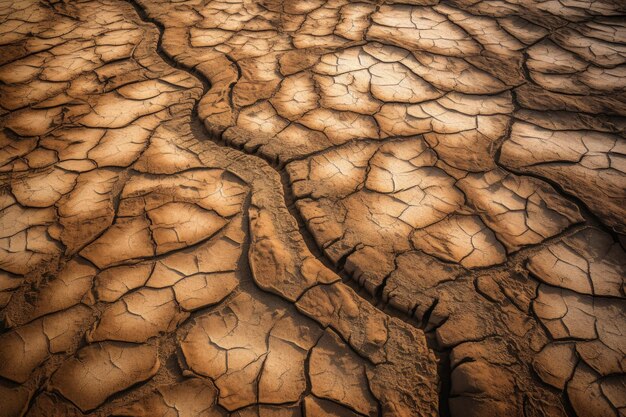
{"left": 0, "top": 0, "right": 624, "bottom": 416}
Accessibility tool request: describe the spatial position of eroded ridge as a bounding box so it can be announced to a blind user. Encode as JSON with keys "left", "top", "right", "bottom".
{"left": 0, "top": 0, "right": 625, "bottom": 417}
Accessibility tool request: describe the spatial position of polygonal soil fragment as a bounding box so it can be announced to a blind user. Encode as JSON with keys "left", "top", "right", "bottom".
{"left": 180, "top": 291, "right": 322, "bottom": 410}
{"left": 114, "top": 378, "right": 225, "bottom": 417}
{"left": 0, "top": 305, "right": 93, "bottom": 383}
{"left": 87, "top": 287, "right": 187, "bottom": 343}
{"left": 310, "top": 330, "right": 378, "bottom": 416}
{"left": 49, "top": 342, "right": 160, "bottom": 412}
{"left": 528, "top": 227, "right": 625, "bottom": 297}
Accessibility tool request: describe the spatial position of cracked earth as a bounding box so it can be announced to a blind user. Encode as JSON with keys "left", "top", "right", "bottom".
{"left": 0, "top": 0, "right": 625, "bottom": 416}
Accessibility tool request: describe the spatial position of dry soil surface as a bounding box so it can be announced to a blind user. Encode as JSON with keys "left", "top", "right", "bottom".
{"left": 0, "top": 0, "right": 625, "bottom": 416}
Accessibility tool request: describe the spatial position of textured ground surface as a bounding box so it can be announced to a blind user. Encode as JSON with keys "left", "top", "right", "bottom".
{"left": 0, "top": 0, "right": 625, "bottom": 416}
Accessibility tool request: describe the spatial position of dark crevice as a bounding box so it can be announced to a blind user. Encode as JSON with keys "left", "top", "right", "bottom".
{"left": 126, "top": 0, "right": 360, "bottom": 290}
{"left": 426, "top": 331, "right": 453, "bottom": 417}
{"left": 122, "top": 0, "right": 424, "bottom": 335}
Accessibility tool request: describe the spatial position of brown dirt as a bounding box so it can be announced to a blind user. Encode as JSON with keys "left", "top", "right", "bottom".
{"left": 0, "top": 1, "right": 624, "bottom": 416}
